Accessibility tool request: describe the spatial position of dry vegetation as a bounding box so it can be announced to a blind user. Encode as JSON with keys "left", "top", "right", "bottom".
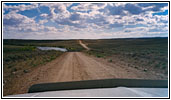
{"left": 3, "top": 39, "right": 84, "bottom": 96}
{"left": 3, "top": 38, "right": 168, "bottom": 96}
{"left": 83, "top": 38, "right": 168, "bottom": 78}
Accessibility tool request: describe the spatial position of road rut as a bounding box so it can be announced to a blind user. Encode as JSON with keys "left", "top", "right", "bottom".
{"left": 9, "top": 52, "right": 162, "bottom": 95}
{"left": 79, "top": 40, "right": 90, "bottom": 50}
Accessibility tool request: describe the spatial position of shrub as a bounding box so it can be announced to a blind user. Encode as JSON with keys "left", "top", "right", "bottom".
{"left": 108, "top": 59, "right": 112, "bottom": 62}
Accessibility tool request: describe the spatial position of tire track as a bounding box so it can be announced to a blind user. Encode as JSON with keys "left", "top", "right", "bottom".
{"left": 8, "top": 52, "right": 160, "bottom": 95}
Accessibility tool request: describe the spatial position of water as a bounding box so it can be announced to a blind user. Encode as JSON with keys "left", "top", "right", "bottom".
{"left": 37, "top": 47, "right": 67, "bottom": 52}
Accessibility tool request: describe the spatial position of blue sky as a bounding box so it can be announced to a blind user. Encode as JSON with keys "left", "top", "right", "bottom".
{"left": 3, "top": 3, "right": 168, "bottom": 39}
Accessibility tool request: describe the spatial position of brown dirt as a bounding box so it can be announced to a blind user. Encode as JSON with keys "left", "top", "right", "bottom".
{"left": 4, "top": 51, "right": 166, "bottom": 96}
{"left": 79, "top": 40, "right": 90, "bottom": 50}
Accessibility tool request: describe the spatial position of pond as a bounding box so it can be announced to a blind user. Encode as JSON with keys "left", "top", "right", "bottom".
{"left": 37, "top": 47, "right": 67, "bottom": 52}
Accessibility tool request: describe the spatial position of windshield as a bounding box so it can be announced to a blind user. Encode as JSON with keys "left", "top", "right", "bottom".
{"left": 3, "top": 2, "right": 168, "bottom": 97}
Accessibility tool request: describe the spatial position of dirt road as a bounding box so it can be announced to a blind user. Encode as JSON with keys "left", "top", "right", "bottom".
{"left": 5, "top": 40, "right": 166, "bottom": 95}
{"left": 4, "top": 40, "right": 167, "bottom": 96}
{"left": 8, "top": 51, "right": 165, "bottom": 95}
{"left": 79, "top": 40, "right": 90, "bottom": 50}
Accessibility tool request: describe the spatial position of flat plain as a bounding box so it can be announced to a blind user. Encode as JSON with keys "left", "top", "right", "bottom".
{"left": 3, "top": 38, "right": 168, "bottom": 96}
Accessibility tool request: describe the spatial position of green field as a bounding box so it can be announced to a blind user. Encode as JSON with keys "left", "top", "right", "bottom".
{"left": 83, "top": 37, "right": 168, "bottom": 75}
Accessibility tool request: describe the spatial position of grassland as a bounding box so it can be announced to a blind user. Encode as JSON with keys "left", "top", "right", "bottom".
{"left": 83, "top": 37, "right": 168, "bottom": 76}
{"left": 4, "top": 45, "right": 62, "bottom": 75}
{"left": 3, "top": 38, "right": 168, "bottom": 96}
{"left": 3, "top": 45, "right": 63, "bottom": 95}
{"left": 3, "top": 39, "right": 84, "bottom": 77}
{"left": 4, "top": 39, "right": 84, "bottom": 51}
{"left": 3, "top": 39, "right": 84, "bottom": 79}
{"left": 3, "top": 39, "right": 84, "bottom": 95}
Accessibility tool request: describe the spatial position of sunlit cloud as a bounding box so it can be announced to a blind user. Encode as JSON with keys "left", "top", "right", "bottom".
{"left": 3, "top": 3, "right": 168, "bottom": 39}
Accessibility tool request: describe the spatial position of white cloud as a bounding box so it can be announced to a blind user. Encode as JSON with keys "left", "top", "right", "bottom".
{"left": 40, "top": 3, "right": 71, "bottom": 22}
{"left": 39, "top": 19, "right": 48, "bottom": 24}
{"left": 161, "top": 6, "right": 168, "bottom": 11}
{"left": 3, "top": 3, "right": 38, "bottom": 13}
{"left": 3, "top": 11, "right": 36, "bottom": 26}
{"left": 40, "top": 13, "right": 48, "bottom": 17}
{"left": 3, "top": 3, "right": 169, "bottom": 39}
{"left": 71, "top": 3, "right": 107, "bottom": 11}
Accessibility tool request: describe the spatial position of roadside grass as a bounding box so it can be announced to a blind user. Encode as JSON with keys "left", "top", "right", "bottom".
{"left": 3, "top": 45, "right": 63, "bottom": 96}
{"left": 83, "top": 38, "right": 168, "bottom": 75}
{"left": 3, "top": 45, "right": 63, "bottom": 81}
{"left": 3, "top": 39, "right": 84, "bottom": 96}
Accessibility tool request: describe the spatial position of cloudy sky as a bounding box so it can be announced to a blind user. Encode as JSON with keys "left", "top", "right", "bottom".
{"left": 3, "top": 2, "right": 168, "bottom": 39}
